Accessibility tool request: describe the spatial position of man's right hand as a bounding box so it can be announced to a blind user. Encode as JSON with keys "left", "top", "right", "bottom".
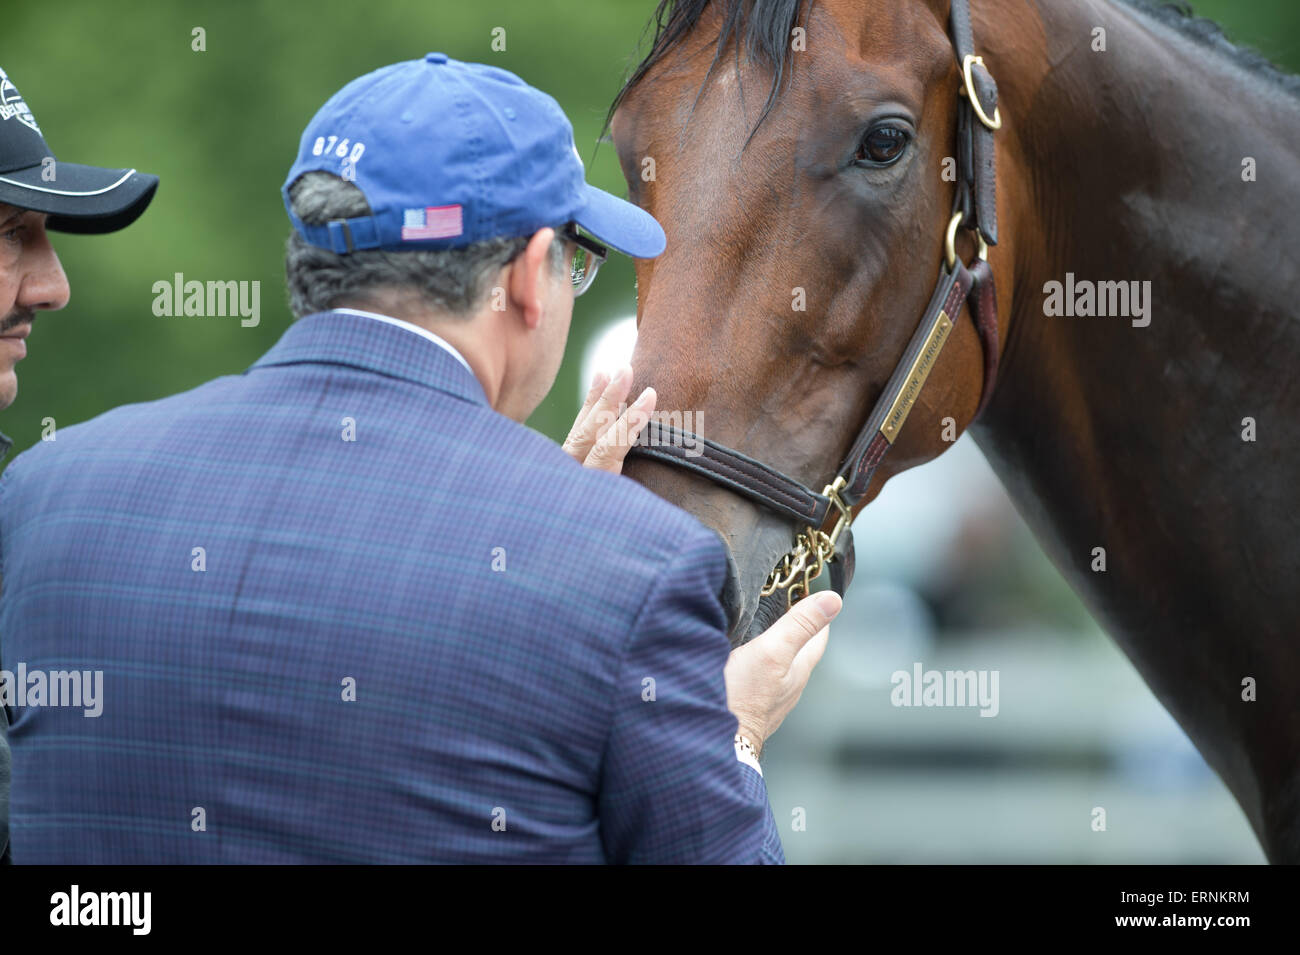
{"left": 724, "top": 591, "right": 841, "bottom": 756}
{"left": 562, "top": 366, "right": 655, "bottom": 476}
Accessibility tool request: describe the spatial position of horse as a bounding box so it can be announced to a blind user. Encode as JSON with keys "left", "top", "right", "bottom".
{"left": 609, "top": 0, "right": 1300, "bottom": 863}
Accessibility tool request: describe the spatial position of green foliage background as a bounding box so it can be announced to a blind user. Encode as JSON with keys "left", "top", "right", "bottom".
{"left": 1, "top": 0, "right": 1296, "bottom": 455}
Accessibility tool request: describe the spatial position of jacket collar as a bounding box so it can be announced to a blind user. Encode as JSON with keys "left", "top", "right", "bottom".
{"left": 0, "top": 430, "right": 10, "bottom": 460}
{"left": 250, "top": 310, "right": 489, "bottom": 407}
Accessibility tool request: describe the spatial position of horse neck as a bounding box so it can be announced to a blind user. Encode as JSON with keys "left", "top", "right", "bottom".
{"left": 980, "top": 0, "right": 1300, "bottom": 615}
{"left": 971, "top": 0, "right": 1300, "bottom": 852}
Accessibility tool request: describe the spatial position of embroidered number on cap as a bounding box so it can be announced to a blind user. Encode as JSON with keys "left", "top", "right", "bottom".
{"left": 312, "top": 136, "right": 367, "bottom": 166}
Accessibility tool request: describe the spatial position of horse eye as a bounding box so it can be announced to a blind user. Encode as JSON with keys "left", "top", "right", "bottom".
{"left": 855, "top": 125, "right": 909, "bottom": 165}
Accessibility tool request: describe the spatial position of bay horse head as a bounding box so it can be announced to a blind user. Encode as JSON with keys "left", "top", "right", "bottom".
{"left": 613, "top": 0, "right": 1015, "bottom": 642}
{"left": 610, "top": 0, "right": 1300, "bottom": 864}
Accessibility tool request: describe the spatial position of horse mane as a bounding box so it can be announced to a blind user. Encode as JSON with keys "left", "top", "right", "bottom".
{"left": 606, "top": 0, "right": 1299, "bottom": 139}
{"left": 1119, "top": 1, "right": 1300, "bottom": 100}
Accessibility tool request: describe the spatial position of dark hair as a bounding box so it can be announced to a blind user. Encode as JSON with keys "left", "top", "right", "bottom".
{"left": 284, "top": 172, "right": 565, "bottom": 319}
{"left": 608, "top": 0, "right": 812, "bottom": 147}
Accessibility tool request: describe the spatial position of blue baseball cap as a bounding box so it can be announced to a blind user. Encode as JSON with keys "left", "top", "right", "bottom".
{"left": 283, "top": 53, "right": 665, "bottom": 259}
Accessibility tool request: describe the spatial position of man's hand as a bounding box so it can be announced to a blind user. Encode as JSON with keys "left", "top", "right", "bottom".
{"left": 724, "top": 591, "right": 842, "bottom": 756}
{"left": 563, "top": 366, "right": 656, "bottom": 475}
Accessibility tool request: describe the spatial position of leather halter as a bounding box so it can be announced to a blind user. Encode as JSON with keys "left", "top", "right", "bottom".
{"left": 629, "top": 0, "right": 1002, "bottom": 607}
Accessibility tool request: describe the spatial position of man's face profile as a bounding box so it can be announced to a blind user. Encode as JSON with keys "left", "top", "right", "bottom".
{"left": 0, "top": 202, "right": 70, "bottom": 409}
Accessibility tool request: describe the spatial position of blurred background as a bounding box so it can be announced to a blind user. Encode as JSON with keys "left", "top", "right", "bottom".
{"left": 4, "top": 0, "right": 1293, "bottom": 862}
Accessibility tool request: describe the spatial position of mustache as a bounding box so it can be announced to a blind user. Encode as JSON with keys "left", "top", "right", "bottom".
{"left": 0, "top": 308, "right": 34, "bottom": 334}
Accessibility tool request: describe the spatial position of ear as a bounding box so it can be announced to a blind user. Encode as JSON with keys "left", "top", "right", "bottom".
{"left": 507, "top": 227, "right": 558, "bottom": 330}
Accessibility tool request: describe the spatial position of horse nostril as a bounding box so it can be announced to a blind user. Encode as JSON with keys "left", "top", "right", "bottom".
{"left": 718, "top": 544, "right": 743, "bottom": 639}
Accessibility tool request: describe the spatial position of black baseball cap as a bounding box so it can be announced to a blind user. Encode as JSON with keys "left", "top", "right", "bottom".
{"left": 0, "top": 65, "right": 157, "bottom": 233}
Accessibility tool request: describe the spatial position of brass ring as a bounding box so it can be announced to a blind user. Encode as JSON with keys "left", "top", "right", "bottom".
{"left": 944, "top": 211, "right": 963, "bottom": 270}
{"left": 961, "top": 55, "right": 1002, "bottom": 131}
{"left": 945, "top": 211, "right": 990, "bottom": 268}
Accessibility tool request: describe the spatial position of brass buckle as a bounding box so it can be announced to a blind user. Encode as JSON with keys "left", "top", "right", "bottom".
{"left": 823, "top": 475, "right": 852, "bottom": 550}
{"left": 961, "top": 54, "right": 1002, "bottom": 131}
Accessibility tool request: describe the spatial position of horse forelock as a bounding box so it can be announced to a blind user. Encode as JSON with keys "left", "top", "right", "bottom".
{"left": 608, "top": 0, "right": 815, "bottom": 145}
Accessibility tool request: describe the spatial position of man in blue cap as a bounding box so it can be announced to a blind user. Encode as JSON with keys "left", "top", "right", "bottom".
{"left": 0, "top": 64, "right": 158, "bottom": 866}
{"left": 0, "top": 55, "right": 837, "bottom": 863}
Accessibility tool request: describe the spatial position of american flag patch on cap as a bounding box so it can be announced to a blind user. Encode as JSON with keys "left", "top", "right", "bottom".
{"left": 401, "top": 204, "right": 463, "bottom": 240}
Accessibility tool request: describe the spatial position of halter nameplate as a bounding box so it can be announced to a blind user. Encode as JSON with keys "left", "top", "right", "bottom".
{"left": 882, "top": 309, "right": 953, "bottom": 443}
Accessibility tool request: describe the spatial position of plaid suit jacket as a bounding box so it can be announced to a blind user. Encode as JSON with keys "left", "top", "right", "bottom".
{"left": 0, "top": 310, "right": 783, "bottom": 864}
